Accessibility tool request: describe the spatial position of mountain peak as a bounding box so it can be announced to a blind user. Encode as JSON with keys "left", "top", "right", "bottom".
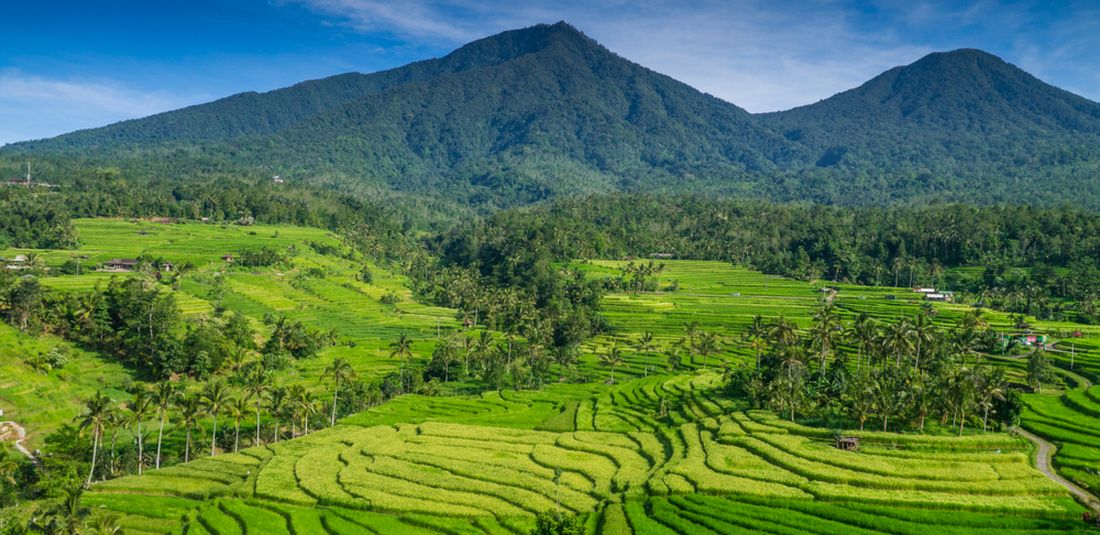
{"left": 438, "top": 21, "right": 603, "bottom": 69}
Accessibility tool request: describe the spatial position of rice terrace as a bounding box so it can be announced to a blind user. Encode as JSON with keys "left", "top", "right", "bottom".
{"left": 5, "top": 3, "right": 1100, "bottom": 534}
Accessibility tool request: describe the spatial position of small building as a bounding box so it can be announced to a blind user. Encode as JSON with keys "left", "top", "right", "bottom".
{"left": 914, "top": 287, "right": 937, "bottom": 294}
{"left": 221, "top": 254, "right": 234, "bottom": 263}
{"left": 101, "top": 258, "right": 139, "bottom": 272}
{"left": 648, "top": 252, "right": 675, "bottom": 259}
{"left": 924, "top": 293, "right": 952, "bottom": 302}
{"left": 4, "top": 254, "right": 28, "bottom": 270}
{"left": 160, "top": 262, "right": 174, "bottom": 272}
{"left": 836, "top": 436, "right": 860, "bottom": 451}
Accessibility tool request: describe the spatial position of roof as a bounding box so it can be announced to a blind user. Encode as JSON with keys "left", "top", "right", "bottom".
{"left": 104, "top": 258, "right": 139, "bottom": 265}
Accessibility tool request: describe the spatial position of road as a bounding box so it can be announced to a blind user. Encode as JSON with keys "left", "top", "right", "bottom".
{"left": 1015, "top": 426, "right": 1100, "bottom": 514}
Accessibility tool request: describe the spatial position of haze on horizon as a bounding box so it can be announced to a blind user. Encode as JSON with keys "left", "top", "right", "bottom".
{"left": 1, "top": 0, "right": 1098, "bottom": 145}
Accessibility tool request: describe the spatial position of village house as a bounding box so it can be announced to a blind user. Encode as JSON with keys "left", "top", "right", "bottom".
{"left": 4, "top": 254, "right": 29, "bottom": 270}
{"left": 101, "top": 258, "right": 140, "bottom": 272}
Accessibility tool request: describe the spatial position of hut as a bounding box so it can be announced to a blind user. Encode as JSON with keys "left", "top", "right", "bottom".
{"left": 101, "top": 258, "right": 139, "bottom": 272}
{"left": 835, "top": 436, "right": 860, "bottom": 451}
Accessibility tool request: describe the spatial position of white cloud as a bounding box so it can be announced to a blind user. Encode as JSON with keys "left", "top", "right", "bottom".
{"left": 0, "top": 72, "right": 198, "bottom": 145}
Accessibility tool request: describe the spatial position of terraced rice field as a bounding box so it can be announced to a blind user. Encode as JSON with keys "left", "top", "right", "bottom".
{"left": 1, "top": 219, "right": 464, "bottom": 446}
{"left": 84, "top": 371, "right": 1090, "bottom": 534}
{"left": 1022, "top": 380, "right": 1100, "bottom": 499}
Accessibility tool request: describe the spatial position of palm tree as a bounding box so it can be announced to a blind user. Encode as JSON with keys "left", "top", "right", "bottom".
{"left": 152, "top": 380, "right": 178, "bottom": 470}
{"left": 293, "top": 386, "right": 317, "bottom": 435}
{"left": 266, "top": 387, "right": 289, "bottom": 443}
{"left": 202, "top": 380, "right": 231, "bottom": 456}
{"left": 86, "top": 513, "right": 123, "bottom": 535}
{"left": 126, "top": 389, "right": 155, "bottom": 475}
{"left": 175, "top": 393, "right": 204, "bottom": 463}
{"left": 884, "top": 319, "right": 914, "bottom": 368}
{"left": 322, "top": 357, "right": 355, "bottom": 427}
{"left": 683, "top": 322, "right": 701, "bottom": 360}
{"left": 472, "top": 331, "right": 493, "bottom": 378}
{"left": 228, "top": 395, "right": 250, "bottom": 453}
{"left": 742, "top": 315, "right": 769, "bottom": 369}
{"left": 846, "top": 313, "right": 877, "bottom": 373}
{"left": 809, "top": 303, "right": 841, "bottom": 369}
{"left": 768, "top": 317, "right": 799, "bottom": 350}
{"left": 105, "top": 406, "right": 123, "bottom": 476}
{"left": 599, "top": 345, "right": 626, "bottom": 384}
{"left": 696, "top": 332, "right": 720, "bottom": 370}
{"left": 30, "top": 483, "right": 89, "bottom": 534}
{"left": 389, "top": 333, "right": 413, "bottom": 376}
{"left": 910, "top": 313, "right": 937, "bottom": 371}
{"left": 75, "top": 391, "right": 111, "bottom": 488}
{"left": 244, "top": 366, "right": 270, "bottom": 446}
{"left": 977, "top": 368, "right": 1007, "bottom": 431}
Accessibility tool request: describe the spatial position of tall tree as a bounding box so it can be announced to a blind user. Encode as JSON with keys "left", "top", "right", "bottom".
{"left": 126, "top": 389, "right": 154, "bottom": 475}
{"left": 175, "top": 393, "right": 204, "bottom": 463}
{"left": 152, "top": 380, "right": 178, "bottom": 470}
{"left": 75, "top": 391, "right": 111, "bottom": 488}
{"left": 599, "top": 344, "right": 626, "bottom": 384}
{"left": 322, "top": 357, "right": 355, "bottom": 427}
{"left": 201, "top": 380, "right": 231, "bottom": 456}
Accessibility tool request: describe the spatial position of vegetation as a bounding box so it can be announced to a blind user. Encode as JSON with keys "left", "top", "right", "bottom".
{"left": 5, "top": 25, "right": 1100, "bottom": 210}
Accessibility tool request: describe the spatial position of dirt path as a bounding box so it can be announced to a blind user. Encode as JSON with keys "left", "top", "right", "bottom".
{"left": 1015, "top": 426, "right": 1100, "bottom": 513}
{"left": 0, "top": 420, "right": 35, "bottom": 461}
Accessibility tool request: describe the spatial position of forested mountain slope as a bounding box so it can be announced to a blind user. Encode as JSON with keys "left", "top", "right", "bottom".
{"left": 5, "top": 24, "right": 1100, "bottom": 208}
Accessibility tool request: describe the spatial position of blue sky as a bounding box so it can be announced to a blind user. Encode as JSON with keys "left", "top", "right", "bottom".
{"left": 1, "top": 0, "right": 1098, "bottom": 145}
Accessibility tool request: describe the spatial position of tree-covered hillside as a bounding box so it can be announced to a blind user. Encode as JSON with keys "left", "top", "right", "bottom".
{"left": 4, "top": 23, "right": 1100, "bottom": 208}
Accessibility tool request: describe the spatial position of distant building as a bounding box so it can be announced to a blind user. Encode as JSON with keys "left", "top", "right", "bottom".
{"left": 101, "top": 258, "right": 139, "bottom": 272}
{"left": 648, "top": 252, "right": 675, "bottom": 259}
{"left": 221, "top": 254, "right": 235, "bottom": 263}
{"left": 914, "top": 287, "right": 937, "bottom": 293}
{"left": 4, "top": 254, "right": 29, "bottom": 270}
{"left": 835, "top": 436, "right": 860, "bottom": 451}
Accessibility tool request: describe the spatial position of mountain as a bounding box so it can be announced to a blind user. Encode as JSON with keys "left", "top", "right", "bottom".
{"left": 763, "top": 49, "right": 1100, "bottom": 169}
{"left": 4, "top": 23, "right": 803, "bottom": 208}
{"left": 5, "top": 25, "right": 1100, "bottom": 208}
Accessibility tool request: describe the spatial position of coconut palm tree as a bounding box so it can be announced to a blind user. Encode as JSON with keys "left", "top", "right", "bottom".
{"left": 152, "top": 380, "right": 178, "bottom": 470}
{"left": 389, "top": 333, "right": 413, "bottom": 377}
{"left": 291, "top": 386, "right": 317, "bottom": 435}
{"left": 266, "top": 386, "right": 289, "bottom": 443}
{"left": 322, "top": 357, "right": 355, "bottom": 426}
{"left": 105, "top": 406, "right": 123, "bottom": 476}
{"left": 473, "top": 331, "right": 493, "bottom": 377}
{"left": 809, "top": 303, "right": 841, "bottom": 369}
{"left": 696, "top": 332, "right": 720, "bottom": 371}
{"left": 599, "top": 345, "right": 626, "bottom": 384}
{"left": 175, "top": 393, "right": 204, "bottom": 463}
{"left": 201, "top": 380, "right": 231, "bottom": 456}
{"left": 845, "top": 313, "right": 877, "bottom": 373}
{"left": 75, "top": 391, "right": 111, "bottom": 488}
{"left": 976, "top": 368, "right": 1007, "bottom": 432}
{"left": 226, "top": 395, "right": 250, "bottom": 453}
{"left": 30, "top": 483, "right": 89, "bottom": 534}
{"left": 768, "top": 317, "right": 799, "bottom": 351}
{"left": 742, "top": 315, "right": 769, "bottom": 369}
{"left": 910, "top": 313, "right": 937, "bottom": 372}
{"left": 126, "top": 389, "right": 155, "bottom": 475}
{"left": 683, "top": 321, "right": 701, "bottom": 360}
{"left": 884, "top": 319, "right": 914, "bottom": 369}
{"left": 243, "top": 365, "right": 270, "bottom": 446}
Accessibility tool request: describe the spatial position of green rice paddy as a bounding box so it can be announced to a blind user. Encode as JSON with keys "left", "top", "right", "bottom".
{"left": 4, "top": 220, "right": 1100, "bottom": 533}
